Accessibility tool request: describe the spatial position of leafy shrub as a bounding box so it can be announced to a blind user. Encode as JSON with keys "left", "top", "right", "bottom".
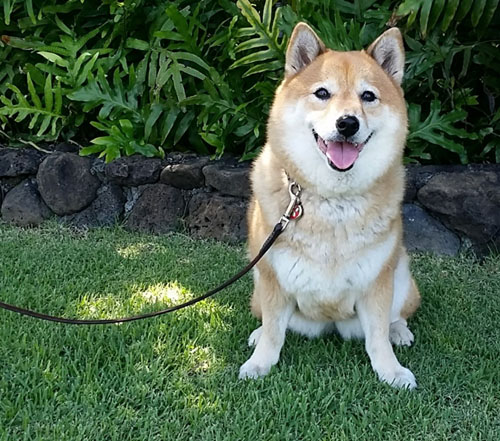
{"left": 0, "top": 0, "right": 499, "bottom": 164}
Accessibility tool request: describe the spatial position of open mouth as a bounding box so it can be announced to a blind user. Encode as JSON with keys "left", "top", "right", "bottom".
{"left": 313, "top": 130, "right": 373, "bottom": 172}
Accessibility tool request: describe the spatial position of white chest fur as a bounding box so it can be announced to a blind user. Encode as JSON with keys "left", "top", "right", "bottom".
{"left": 265, "top": 194, "right": 397, "bottom": 321}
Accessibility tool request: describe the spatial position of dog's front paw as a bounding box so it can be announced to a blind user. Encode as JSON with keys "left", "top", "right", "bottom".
{"left": 389, "top": 320, "right": 414, "bottom": 347}
{"left": 239, "top": 358, "right": 272, "bottom": 379}
{"left": 378, "top": 366, "right": 417, "bottom": 389}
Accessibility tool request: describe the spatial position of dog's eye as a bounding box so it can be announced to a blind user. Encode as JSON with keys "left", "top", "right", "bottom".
{"left": 314, "top": 88, "right": 331, "bottom": 100}
{"left": 361, "top": 91, "right": 377, "bottom": 102}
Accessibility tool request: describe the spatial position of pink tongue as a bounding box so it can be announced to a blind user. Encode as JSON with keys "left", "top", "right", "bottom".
{"left": 326, "top": 141, "right": 359, "bottom": 170}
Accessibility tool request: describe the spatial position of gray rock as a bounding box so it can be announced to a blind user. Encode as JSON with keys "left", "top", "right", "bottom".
{"left": 0, "top": 148, "right": 44, "bottom": 177}
{"left": 203, "top": 161, "right": 251, "bottom": 198}
{"left": 125, "top": 184, "right": 185, "bottom": 233}
{"left": 160, "top": 157, "right": 209, "bottom": 189}
{"left": 167, "top": 152, "right": 198, "bottom": 162}
{"left": 1, "top": 179, "right": 52, "bottom": 226}
{"left": 54, "top": 142, "right": 79, "bottom": 153}
{"left": 186, "top": 192, "right": 248, "bottom": 242}
{"left": 62, "top": 184, "right": 125, "bottom": 228}
{"left": 417, "top": 170, "right": 500, "bottom": 251}
{"left": 90, "top": 157, "right": 106, "bottom": 182}
{"left": 403, "top": 174, "right": 417, "bottom": 203}
{"left": 402, "top": 204, "right": 461, "bottom": 256}
{"left": 37, "top": 152, "right": 101, "bottom": 215}
{"left": 1, "top": 176, "right": 24, "bottom": 205}
{"left": 105, "top": 156, "right": 163, "bottom": 185}
{"left": 406, "top": 164, "right": 500, "bottom": 192}
{"left": 406, "top": 164, "right": 464, "bottom": 191}
{"left": 124, "top": 187, "right": 141, "bottom": 215}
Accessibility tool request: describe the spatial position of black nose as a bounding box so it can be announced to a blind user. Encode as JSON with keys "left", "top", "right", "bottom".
{"left": 336, "top": 115, "right": 359, "bottom": 138}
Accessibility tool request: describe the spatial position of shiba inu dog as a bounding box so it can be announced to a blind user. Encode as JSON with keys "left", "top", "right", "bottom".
{"left": 240, "top": 23, "right": 420, "bottom": 389}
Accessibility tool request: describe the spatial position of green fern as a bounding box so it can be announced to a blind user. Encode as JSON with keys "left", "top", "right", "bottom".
{"left": 407, "top": 100, "right": 478, "bottom": 163}
{"left": 231, "top": 0, "right": 286, "bottom": 77}
{"left": 396, "top": 0, "right": 500, "bottom": 36}
{"left": 80, "top": 119, "right": 165, "bottom": 163}
{"left": 0, "top": 73, "right": 64, "bottom": 138}
{"left": 67, "top": 67, "right": 141, "bottom": 121}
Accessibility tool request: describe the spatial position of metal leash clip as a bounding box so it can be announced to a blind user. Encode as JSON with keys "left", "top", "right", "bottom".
{"left": 280, "top": 181, "right": 303, "bottom": 230}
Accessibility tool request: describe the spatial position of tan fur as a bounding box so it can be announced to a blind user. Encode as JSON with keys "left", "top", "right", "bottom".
{"left": 240, "top": 24, "right": 421, "bottom": 388}
{"left": 401, "top": 278, "right": 421, "bottom": 319}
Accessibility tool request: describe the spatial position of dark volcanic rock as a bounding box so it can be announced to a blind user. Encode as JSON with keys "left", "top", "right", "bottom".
{"left": 54, "top": 142, "right": 79, "bottom": 153}
{"left": 90, "top": 157, "right": 106, "bottom": 182}
{"left": 402, "top": 204, "right": 460, "bottom": 255}
{"left": 125, "top": 184, "right": 185, "bottom": 233}
{"left": 403, "top": 179, "right": 417, "bottom": 204}
{"left": 418, "top": 169, "right": 500, "bottom": 251}
{"left": 62, "top": 184, "right": 125, "bottom": 228}
{"left": 203, "top": 161, "right": 251, "bottom": 198}
{"left": 404, "top": 167, "right": 418, "bottom": 203}
{"left": 406, "top": 165, "right": 465, "bottom": 191}
{"left": 1, "top": 176, "right": 24, "bottom": 205}
{"left": 404, "top": 164, "right": 483, "bottom": 203}
{"left": 1, "top": 179, "right": 52, "bottom": 226}
{"left": 160, "top": 156, "right": 209, "bottom": 189}
{"left": 37, "top": 153, "right": 101, "bottom": 215}
{"left": 105, "top": 156, "right": 163, "bottom": 186}
{"left": 0, "top": 148, "right": 44, "bottom": 177}
{"left": 186, "top": 192, "right": 247, "bottom": 242}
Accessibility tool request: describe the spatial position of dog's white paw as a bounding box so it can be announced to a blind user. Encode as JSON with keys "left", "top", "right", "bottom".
{"left": 389, "top": 320, "right": 414, "bottom": 347}
{"left": 239, "top": 358, "right": 271, "bottom": 379}
{"left": 248, "top": 326, "right": 262, "bottom": 347}
{"left": 378, "top": 366, "right": 417, "bottom": 389}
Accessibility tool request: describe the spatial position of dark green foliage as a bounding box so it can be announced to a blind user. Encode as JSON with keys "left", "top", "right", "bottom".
{"left": 0, "top": 0, "right": 499, "bottom": 163}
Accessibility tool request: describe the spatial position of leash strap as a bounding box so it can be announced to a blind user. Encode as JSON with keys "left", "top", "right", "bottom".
{"left": 0, "top": 223, "right": 283, "bottom": 325}
{"left": 0, "top": 181, "right": 303, "bottom": 325}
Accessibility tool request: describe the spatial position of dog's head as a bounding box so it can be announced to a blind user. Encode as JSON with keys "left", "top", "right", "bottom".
{"left": 268, "top": 23, "right": 407, "bottom": 195}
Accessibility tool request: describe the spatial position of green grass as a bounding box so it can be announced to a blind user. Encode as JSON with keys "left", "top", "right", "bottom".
{"left": 0, "top": 222, "right": 499, "bottom": 441}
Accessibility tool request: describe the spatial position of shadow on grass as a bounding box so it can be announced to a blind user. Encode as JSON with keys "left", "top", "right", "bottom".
{"left": 0, "top": 225, "right": 261, "bottom": 375}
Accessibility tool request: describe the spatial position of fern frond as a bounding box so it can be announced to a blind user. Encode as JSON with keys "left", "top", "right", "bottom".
{"left": 396, "top": 0, "right": 499, "bottom": 35}
{"left": 81, "top": 119, "right": 164, "bottom": 163}
{"left": 407, "top": 100, "right": 477, "bottom": 163}
{"left": 67, "top": 67, "right": 141, "bottom": 121}
{"left": 0, "top": 73, "right": 64, "bottom": 138}
{"left": 231, "top": 0, "right": 286, "bottom": 77}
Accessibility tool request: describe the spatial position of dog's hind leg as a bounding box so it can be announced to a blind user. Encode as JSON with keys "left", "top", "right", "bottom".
{"left": 247, "top": 326, "right": 263, "bottom": 347}
{"left": 240, "top": 271, "right": 294, "bottom": 379}
{"left": 389, "top": 319, "right": 414, "bottom": 347}
{"left": 390, "top": 250, "right": 420, "bottom": 347}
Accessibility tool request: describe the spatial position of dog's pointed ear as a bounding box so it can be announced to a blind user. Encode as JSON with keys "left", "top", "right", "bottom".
{"left": 367, "top": 28, "right": 405, "bottom": 85}
{"left": 285, "top": 22, "right": 326, "bottom": 77}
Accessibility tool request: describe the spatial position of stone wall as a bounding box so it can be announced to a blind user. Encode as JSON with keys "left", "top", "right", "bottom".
{"left": 1, "top": 145, "right": 499, "bottom": 256}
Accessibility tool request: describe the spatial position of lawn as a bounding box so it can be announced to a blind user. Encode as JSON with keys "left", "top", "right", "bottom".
{"left": 0, "top": 223, "right": 499, "bottom": 441}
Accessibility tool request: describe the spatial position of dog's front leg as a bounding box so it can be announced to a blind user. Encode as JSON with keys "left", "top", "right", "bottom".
{"left": 356, "top": 266, "right": 417, "bottom": 389}
{"left": 239, "top": 277, "right": 294, "bottom": 379}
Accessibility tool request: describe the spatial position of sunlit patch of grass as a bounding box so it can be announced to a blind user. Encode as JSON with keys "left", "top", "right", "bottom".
{"left": 135, "top": 282, "right": 184, "bottom": 304}
{"left": 115, "top": 242, "right": 165, "bottom": 259}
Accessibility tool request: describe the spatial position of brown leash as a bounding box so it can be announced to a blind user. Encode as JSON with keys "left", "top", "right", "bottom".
{"left": 0, "top": 181, "right": 303, "bottom": 325}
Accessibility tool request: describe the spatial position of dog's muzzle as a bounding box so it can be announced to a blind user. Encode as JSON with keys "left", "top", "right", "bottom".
{"left": 313, "top": 130, "right": 373, "bottom": 172}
